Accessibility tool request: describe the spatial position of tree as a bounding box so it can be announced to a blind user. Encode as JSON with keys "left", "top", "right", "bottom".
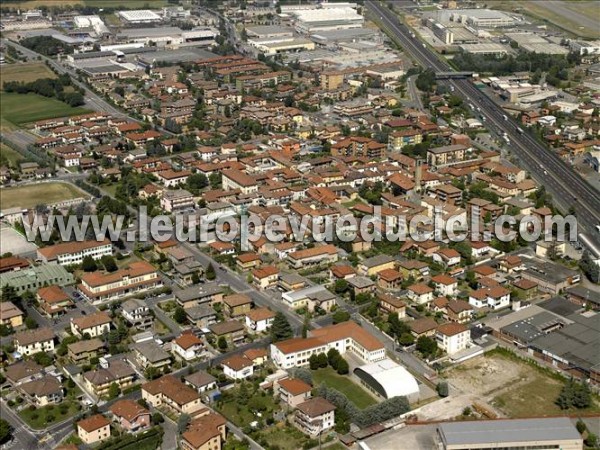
{"left": 25, "top": 317, "right": 38, "bottom": 330}
{"left": 327, "top": 348, "right": 341, "bottom": 369}
{"left": 81, "top": 255, "right": 97, "bottom": 272}
{"left": 145, "top": 366, "right": 160, "bottom": 380}
{"left": 174, "top": 307, "right": 187, "bottom": 324}
{"left": 317, "top": 353, "right": 328, "bottom": 369}
{"left": 576, "top": 418, "right": 587, "bottom": 434}
{"left": 416, "top": 336, "right": 437, "bottom": 359}
{"left": 333, "top": 279, "right": 348, "bottom": 294}
{"left": 152, "top": 412, "right": 164, "bottom": 424}
{"left": 33, "top": 351, "right": 52, "bottom": 366}
{"left": 100, "top": 255, "right": 118, "bottom": 272}
{"left": 237, "top": 382, "right": 250, "bottom": 405}
{"left": 336, "top": 357, "right": 349, "bottom": 375}
{"left": 332, "top": 310, "right": 351, "bottom": 324}
{"left": 579, "top": 250, "right": 600, "bottom": 283}
{"left": 217, "top": 336, "right": 228, "bottom": 351}
{"left": 309, "top": 354, "right": 320, "bottom": 370}
{"left": 205, "top": 263, "right": 216, "bottom": 281}
{"left": 302, "top": 311, "right": 310, "bottom": 338}
{"left": 270, "top": 311, "right": 293, "bottom": 342}
{"left": 399, "top": 333, "right": 415, "bottom": 346}
{"left": 108, "top": 382, "right": 120, "bottom": 399}
{"left": 177, "top": 413, "right": 191, "bottom": 434}
{"left": 555, "top": 378, "right": 591, "bottom": 410}
{"left": 0, "top": 419, "right": 11, "bottom": 445}
{"left": 437, "top": 381, "right": 449, "bottom": 397}
{"left": 187, "top": 173, "right": 209, "bottom": 192}
{"left": 0, "top": 285, "right": 20, "bottom": 303}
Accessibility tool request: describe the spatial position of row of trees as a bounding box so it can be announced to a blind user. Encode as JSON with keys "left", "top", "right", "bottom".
{"left": 308, "top": 348, "right": 349, "bottom": 375}
{"left": 3, "top": 74, "right": 84, "bottom": 106}
{"left": 555, "top": 378, "right": 592, "bottom": 410}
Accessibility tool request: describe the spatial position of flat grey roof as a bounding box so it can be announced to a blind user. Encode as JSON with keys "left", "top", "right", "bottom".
{"left": 438, "top": 417, "right": 581, "bottom": 446}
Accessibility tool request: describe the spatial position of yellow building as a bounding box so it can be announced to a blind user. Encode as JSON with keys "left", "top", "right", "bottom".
{"left": 0, "top": 301, "right": 24, "bottom": 328}
{"left": 77, "top": 415, "right": 111, "bottom": 445}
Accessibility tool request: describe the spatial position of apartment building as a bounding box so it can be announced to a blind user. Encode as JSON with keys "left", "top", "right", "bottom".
{"left": 172, "top": 332, "right": 204, "bottom": 361}
{"left": 121, "top": 298, "right": 154, "bottom": 330}
{"left": 0, "top": 301, "right": 24, "bottom": 328}
{"left": 37, "top": 285, "right": 74, "bottom": 318}
{"left": 436, "top": 323, "right": 470, "bottom": 355}
{"left": 180, "top": 413, "right": 227, "bottom": 450}
{"left": 221, "top": 169, "right": 259, "bottom": 194}
{"left": 37, "top": 240, "right": 113, "bottom": 265}
{"left": 431, "top": 274, "right": 458, "bottom": 297}
{"left": 469, "top": 286, "right": 511, "bottom": 310}
{"left": 271, "top": 321, "right": 385, "bottom": 369}
{"left": 18, "top": 375, "right": 63, "bottom": 406}
{"left": 161, "top": 189, "right": 195, "bottom": 212}
{"left": 277, "top": 378, "right": 312, "bottom": 407}
{"left": 109, "top": 399, "right": 151, "bottom": 433}
{"left": 83, "top": 359, "right": 136, "bottom": 397}
{"left": 68, "top": 339, "right": 105, "bottom": 363}
{"left": 78, "top": 261, "right": 161, "bottom": 303}
{"left": 427, "top": 144, "right": 469, "bottom": 168}
{"left": 245, "top": 307, "right": 276, "bottom": 333}
{"left": 252, "top": 265, "right": 280, "bottom": 289}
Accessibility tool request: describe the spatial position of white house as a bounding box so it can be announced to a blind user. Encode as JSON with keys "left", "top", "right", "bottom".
{"left": 221, "top": 355, "right": 254, "bottom": 380}
{"left": 121, "top": 298, "right": 153, "bottom": 330}
{"left": 71, "top": 312, "right": 111, "bottom": 338}
{"left": 436, "top": 323, "right": 470, "bottom": 355}
{"left": 171, "top": 332, "right": 204, "bottom": 361}
{"left": 245, "top": 307, "right": 276, "bottom": 333}
{"left": 431, "top": 275, "right": 458, "bottom": 297}
{"left": 407, "top": 283, "right": 435, "bottom": 304}
{"left": 469, "top": 286, "right": 511, "bottom": 310}
{"left": 14, "top": 328, "right": 55, "bottom": 356}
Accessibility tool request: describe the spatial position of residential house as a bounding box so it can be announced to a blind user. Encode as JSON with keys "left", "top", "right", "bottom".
{"left": 295, "top": 397, "right": 336, "bottom": 436}
{"left": 407, "top": 283, "right": 434, "bottom": 305}
{"left": 287, "top": 245, "right": 339, "bottom": 269}
{"left": 180, "top": 413, "right": 227, "bottom": 450}
{"left": 71, "top": 311, "right": 111, "bottom": 338}
{"left": 83, "top": 359, "right": 136, "bottom": 397}
{"left": 68, "top": 339, "right": 105, "bottom": 363}
{"left": 209, "top": 321, "right": 246, "bottom": 345}
{"left": 0, "top": 301, "right": 24, "bottom": 328}
{"left": 132, "top": 341, "right": 171, "bottom": 372}
{"left": 277, "top": 378, "right": 312, "bottom": 408}
{"left": 142, "top": 375, "right": 205, "bottom": 416}
{"left": 37, "top": 285, "right": 73, "bottom": 318}
{"left": 377, "top": 268, "right": 403, "bottom": 290}
{"left": 172, "top": 332, "right": 204, "bottom": 361}
{"left": 252, "top": 265, "right": 280, "bottom": 290}
{"left": 347, "top": 276, "right": 376, "bottom": 296}
{"left": 14, "top": 327, "right": 55, "bottom": 356}
{"left": 223, "top": 294, "right": 253, "bottom": 318}
{"left": 436, "top": 323, "right": 470, "bottom": 355}
{"left": 236, "top": 253, "right": 262, "bottom": 271}
{"left": 18, "top": 375, "right": 63, "bottom": 406}
{"left": 222, "top": 354, "right": 254, "bottom": 380}
{"left": 410, "top": 317, "right": 438, "bottom": 339}
{"left": 77, "top": 415, "right": 111, "bottom": 445}
{"left": 469, "top": 286, "right": 511, "bottom": 310}
{"left": 4, "top": 360, "right": 43, "bottom": 386}
{"left": 378, "top": 294, "right": 407, "bottom": 318}
{"left": 357, "top": 255, "right": 396, "bottom": 277}
{"left": 184, "top": 371, "right": 217, "bottom": 393}
{"left": 121, "top": 298, "right": 154, "bottom": 330}
{"left": 245, "top": 307, "right": 276, "bottom": 333}
{"left": 110, "top": 399, "right": 151, "bottom": 433}
{"left": 446, "top": 300, "right": 473, "bottom": 324}
{"left": 431, "top": 275, "right": 458, "bottom": 297}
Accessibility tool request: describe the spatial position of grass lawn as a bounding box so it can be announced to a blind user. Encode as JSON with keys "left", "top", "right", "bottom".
{"left": 216, "top": 390, "right": 280, "bottom": 428}
{"left": 312, "top": 368, "right": 377, "bottom": 409}
{"left": 0, "top": 182, "right": 87, "bottom": 209}
{"left": 254, "top": 425, "right": 310, "bottom": 450}
{"left": 0, "top": 143, "right": 24, "bottom": 166}
{"left": 0, "top": 92, "right": 90, "bottom": 128}
{"left": 0, "top": 63, "right": 56, "bottom": 84}
{"left": 19, "top": 401, "right": 80, "bottom": 429}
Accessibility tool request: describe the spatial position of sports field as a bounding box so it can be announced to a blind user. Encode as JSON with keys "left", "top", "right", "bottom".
{"left": 0, "top": 182, "right": 87, "bottom": 209}
{"left": 0, "top": 93, "right": 90, "bottom": 128}
{"left": 0, "top": 63, "right": 56, "bottom": 85}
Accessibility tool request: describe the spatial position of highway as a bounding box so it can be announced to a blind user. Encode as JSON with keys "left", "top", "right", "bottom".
{"left": 366, "top": 1, "right": 600, "bottom": 246}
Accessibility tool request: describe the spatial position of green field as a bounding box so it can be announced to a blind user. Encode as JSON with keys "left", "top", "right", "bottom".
{"left": 0, "top": 143, "right": 24, "bottom": 167}
{"left": 19, "top": 400, "right": 80, "bottom": 429}
{"left": 0, "top": 92, "right": 90, "bottom": 128}
{"left": 0, "top": 63, "right": 56, "bottom": 85}
{"left": 312, "top": 368, "right": 378, "bottom": 409}
{"left": 0, "top": 182, "right": 87, "bottom": 209}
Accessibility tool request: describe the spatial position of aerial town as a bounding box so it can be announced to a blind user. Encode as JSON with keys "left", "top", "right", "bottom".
{"left": 0, "top": 1, "right": 599, "bottom": 450}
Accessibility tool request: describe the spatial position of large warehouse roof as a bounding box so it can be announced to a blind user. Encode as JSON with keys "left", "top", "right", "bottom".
{"left": 438, "top": 417, "right": 581, "bottom": 446}
{"left": 354, "top": 359, "right": 419, "bottom": 400}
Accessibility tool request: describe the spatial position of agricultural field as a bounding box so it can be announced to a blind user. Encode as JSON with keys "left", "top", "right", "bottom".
{"left": 494, "top": 1, "right": 600, "bottom": 39}
{"left": 0, "top": 143, "right": 24, "bottom": 167}
{"left": 0, "top": 0, "right": 168, "bottom": 8}
{"left": 0, "top": 62, "right": 56, "bottom": 85}
{"left": 0, "top": 182, "right": 87, "bottom": 209}
{"left": 312, "top": 367, "right": 378, "bottom": 409}
{"left": 447, "top": 350, "right": 600, "bottom": 418}
{"left": 0, "top": 92, "right": 90, "bottom": 128}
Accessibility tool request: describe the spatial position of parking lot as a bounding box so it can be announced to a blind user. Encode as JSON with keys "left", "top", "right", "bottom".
{"left": 0, "top": 224, "right": 37, "bottom": 257}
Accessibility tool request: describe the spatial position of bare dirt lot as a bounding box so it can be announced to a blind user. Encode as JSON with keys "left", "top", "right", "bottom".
{"left": 446, "top": 351, "right": 600, "bottom": 418}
